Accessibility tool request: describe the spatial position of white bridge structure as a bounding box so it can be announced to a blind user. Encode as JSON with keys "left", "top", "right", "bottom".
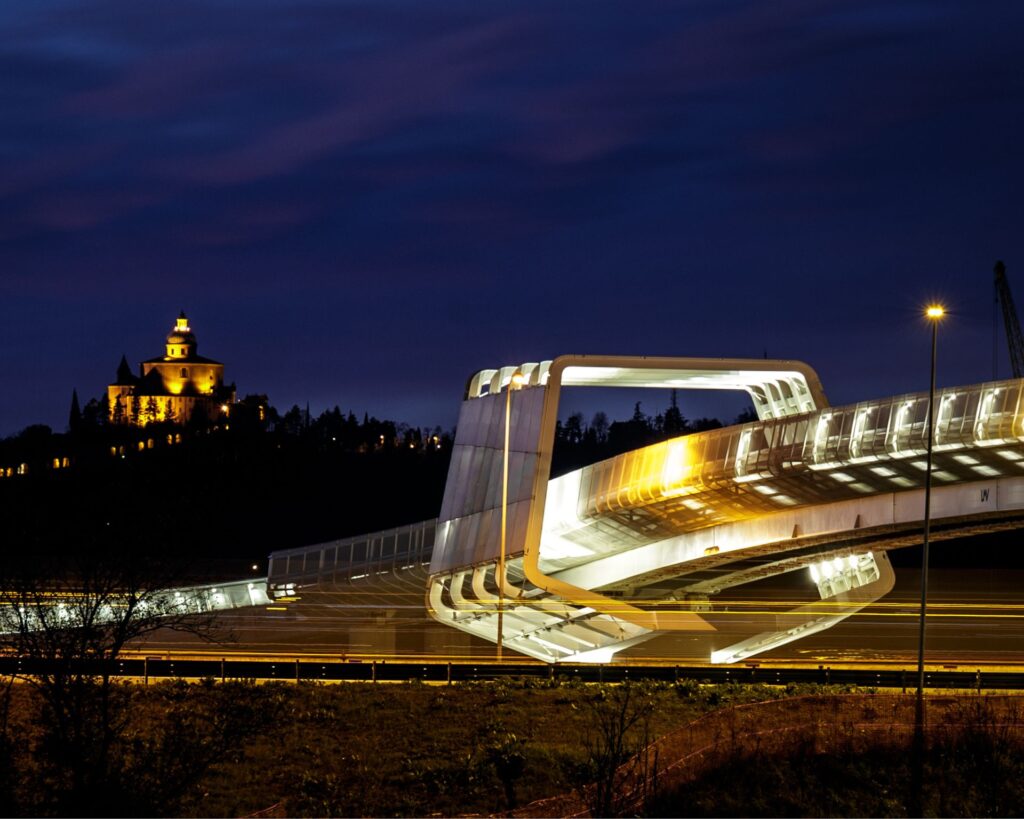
{"left": 268, "top": 356, "right": 1024, "bottom": 664}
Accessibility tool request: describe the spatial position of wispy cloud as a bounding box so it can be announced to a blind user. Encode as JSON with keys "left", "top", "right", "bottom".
{"left": 3, "top": 0, "right": 1024, "bottom": 432}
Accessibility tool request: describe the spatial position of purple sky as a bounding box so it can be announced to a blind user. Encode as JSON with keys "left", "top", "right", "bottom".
{"left": 3, "top": 0, "right": 1024, "bottom": 436}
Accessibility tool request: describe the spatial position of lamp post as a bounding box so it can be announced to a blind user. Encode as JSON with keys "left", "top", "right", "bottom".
{"left": 917, "top": 305, "right": 944, "bottom": 700}
{"left": 497, "top": 370, "right": 527, "bottom": 662}
{"left": 912, "top": 304, "right": 944, "bottom": 813}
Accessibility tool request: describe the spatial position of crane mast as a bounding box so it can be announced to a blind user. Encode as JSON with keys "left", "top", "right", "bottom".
{"left": 995, "top": 260, "right": 1024, "bottom": 379}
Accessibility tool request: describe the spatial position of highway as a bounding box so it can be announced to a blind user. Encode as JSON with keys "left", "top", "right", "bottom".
{"left": 135, "top": 565, "right": 1024, "bottom": 669}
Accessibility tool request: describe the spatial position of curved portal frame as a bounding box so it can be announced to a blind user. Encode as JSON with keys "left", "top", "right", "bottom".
{"left": 465, "top": 355, "right": 827, "bottom": 421}
{"left": 518, "top": 355, "right": 828, "bottom": 631}
{"left": 429, "top": 355, "right": 830, "bottom": 646}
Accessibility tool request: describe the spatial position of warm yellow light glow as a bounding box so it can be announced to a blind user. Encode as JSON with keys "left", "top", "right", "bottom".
{"left": 511, "top": 372, "right": 528, "bottom": 387}
{"left": 926, "top": 305, "right": 945, "bottom": 320}
{"left": 175, "top": 316, "right": 190, "bottom": 332}
{"left": 660, "top": 439, "right": 690, "bottom": 490}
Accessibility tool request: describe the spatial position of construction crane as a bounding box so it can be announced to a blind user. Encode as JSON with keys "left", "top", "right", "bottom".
{"left": 994, "top": 260, "right": 1024, "bottom": 378}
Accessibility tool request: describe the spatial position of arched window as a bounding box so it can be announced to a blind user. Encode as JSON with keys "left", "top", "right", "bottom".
{"left": 180, "top": 367, "right": 188, "bottom": 378}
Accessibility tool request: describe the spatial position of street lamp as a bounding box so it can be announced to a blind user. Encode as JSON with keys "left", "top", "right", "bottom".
{"left": 497, "top": 370, "right": 528, "bottom": 661}
{"left": 917, "top": 305, "right": 944, "bottom": 699}
{"left": 913, "top": 304, "right": 945, "bottom": 813}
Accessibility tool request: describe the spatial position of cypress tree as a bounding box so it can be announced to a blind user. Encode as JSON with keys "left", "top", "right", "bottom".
{"left": 68, "top": 389, "right": 82, "bottom": 434}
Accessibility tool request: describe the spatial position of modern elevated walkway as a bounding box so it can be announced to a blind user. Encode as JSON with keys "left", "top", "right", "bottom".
{"left": 426, "top": 363, "right": 1024, "bottom": 663}
{"left": 267, "top": 370, "right": 1024, "bottom": 664}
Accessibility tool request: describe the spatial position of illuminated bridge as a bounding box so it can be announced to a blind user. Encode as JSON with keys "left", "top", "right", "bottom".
{"left": 265, "top": 356, "right": 1024, "bottom": 664}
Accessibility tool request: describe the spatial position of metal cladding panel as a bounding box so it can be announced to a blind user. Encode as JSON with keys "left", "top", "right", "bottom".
{"left": 892, "top": 488, "right": 927, "bottom": 524}
{"left": 431, "top": 386, "right": 547, "bottom": 574}
{"left": 925, "top": 480, "right": 998, "bottom": 519}
{"left": 998, "top": 477, "right": 1024, "bottom": 510}
{"left": 852, "top": 494, "right": 903, "bottom": 529}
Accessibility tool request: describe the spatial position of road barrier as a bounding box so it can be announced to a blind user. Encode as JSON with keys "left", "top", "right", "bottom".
{"left": 0, "top": 656, "right": 1020, "bottom": 689}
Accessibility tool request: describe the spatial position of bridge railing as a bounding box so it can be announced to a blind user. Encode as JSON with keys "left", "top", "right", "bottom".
{"left": 267, "top": 519, "right": 436, "bottom": 588}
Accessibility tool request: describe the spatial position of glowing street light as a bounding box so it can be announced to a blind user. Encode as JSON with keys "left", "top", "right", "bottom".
{"left": 917, "top": 305, "right": 945, "bottom": 699}
{"left": 913, "top": 303, "right": 945, "bottom": 811}
{"left": 497, "top": 370, "right": 528, "bottom": 661}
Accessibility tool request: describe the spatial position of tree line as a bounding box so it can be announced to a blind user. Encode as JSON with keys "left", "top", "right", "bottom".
{"left": 551, "top": 391, "right": 756, "bottom": 476}
{"left": 0, "top": 388, "right": 756, "bottom": 570}
{"left": 0, "top": 393, "right": 455, "bottom": 572}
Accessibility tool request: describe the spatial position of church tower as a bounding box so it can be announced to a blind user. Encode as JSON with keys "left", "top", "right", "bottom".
{"left": 165, "top": 311, "right": 197, "bottom": 359}
{"left": 107, "top": 311, "right": 236, "bottom": 426}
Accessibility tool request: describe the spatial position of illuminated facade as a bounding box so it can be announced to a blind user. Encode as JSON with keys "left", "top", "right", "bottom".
{"left": 107, "top": 312, "right": 235, "bottom": 426}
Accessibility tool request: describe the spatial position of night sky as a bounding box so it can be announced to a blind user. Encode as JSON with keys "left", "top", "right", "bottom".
{"left": 3, "top": 0, "right": 1024, "bottom": 437}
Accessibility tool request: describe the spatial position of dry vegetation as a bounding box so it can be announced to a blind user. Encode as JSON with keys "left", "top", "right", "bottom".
{"left": 0, "top": 676, "right": 801, "bottom": 817}
{"left": 644, "top": 695, "right": 1024, "bottom": 817}
{"left": 4, "top": 678, "right": 1023, "bottom": 817}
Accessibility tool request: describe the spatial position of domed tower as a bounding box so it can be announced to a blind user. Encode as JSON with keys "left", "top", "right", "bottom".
{"left": 165, "top": 311, "right": 197, "bottom": 359}
{"left": 108, "top": 311, "right": 236, "bottom": 426}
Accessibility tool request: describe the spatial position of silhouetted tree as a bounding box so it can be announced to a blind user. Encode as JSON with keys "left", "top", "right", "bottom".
{"left": 735, "top": 406, "right": 758, "bottom": 424}
{"left": 663, "top": 390, "right": 687, "bottom": 436}
{"left": 67, "top": 390, "right": 82, "bottom": 435}
{"left": 17, "top": 425, "right": 52, "bottom": 452}
{"left": 608, "top": 403, "right": 655, "bottom": 453}
{"left": 570, "top": 683, "right": 657, "bottom": 818}
{"left": 281, "top": 405, "right": 305, "bottom": 437}
{"left": 81, "top": 397, "right": 108, "bottom": 428}
{"left": 91, "top": 395, "right": 110, "bottom": 429}
{"left": 143, "top": 396, "right": 158, "bottom": 426}
{"left": 0, "top": 547, "right": 224, "bottom": 815}
{"left": 81, "top": 398, "right": 99, "bottom": 427}
{"left": 562, "top": 413, "right": 585, "bottom": 446}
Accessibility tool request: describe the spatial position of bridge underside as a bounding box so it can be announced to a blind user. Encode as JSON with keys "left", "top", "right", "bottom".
{"left": 262, "top": 496, "right": 1024, "bottom": 664}
{"left": 427, "top": 500, "right": 1024, "bottom": 663}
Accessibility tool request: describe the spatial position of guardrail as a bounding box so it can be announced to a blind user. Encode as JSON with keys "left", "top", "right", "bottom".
{"left": 1, "top": 657, "right": 1020, "bottom": 689}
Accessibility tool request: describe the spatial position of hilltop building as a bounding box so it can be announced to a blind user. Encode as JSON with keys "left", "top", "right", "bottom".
{"left": 108, "top": 312, "right": 235, "bottom": 426}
